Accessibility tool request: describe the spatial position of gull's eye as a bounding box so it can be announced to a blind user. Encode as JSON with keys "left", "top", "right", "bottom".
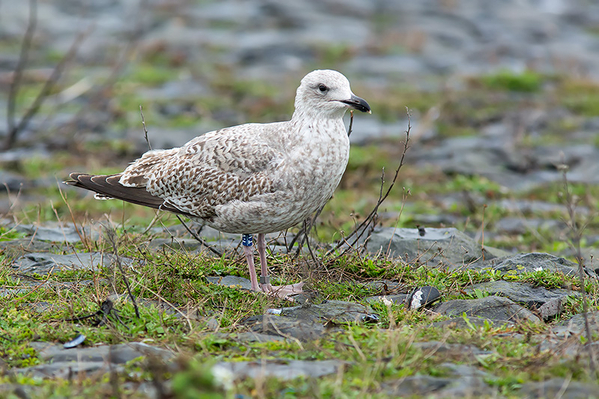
{"left": 318, "top": 84, "right": 328, "bottom": 93}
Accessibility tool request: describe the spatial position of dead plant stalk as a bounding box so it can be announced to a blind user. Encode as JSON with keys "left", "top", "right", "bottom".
{"left": 326, "top": 109, "right": 412, "bottom": 259}
{"left": 559, "top": 163, "right": 596, "bottom": 376}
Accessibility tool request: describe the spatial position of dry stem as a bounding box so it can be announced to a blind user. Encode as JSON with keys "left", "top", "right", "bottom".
{"left": 326, "top": 109, "right": 412, "bottom": 258}
{"left": 559, "top": 163, "right": 596, "bottom": 376}
{"left": 4, "top": 2, "right": 91, "bottom": 150}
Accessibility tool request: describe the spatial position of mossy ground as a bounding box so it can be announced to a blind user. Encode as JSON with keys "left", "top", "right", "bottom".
{"left": 2, "top": 51, "right": 599, "bottom": 397}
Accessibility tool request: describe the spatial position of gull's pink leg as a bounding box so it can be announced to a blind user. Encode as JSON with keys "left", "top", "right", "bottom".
{"left": 243, "top": 243, "right": 260, "bottom": 292}
{"left": 257, "top": 233, "right": 269, "bottom": 284}
{"left": 257, "top": 233, "right": 304, "bottom": 300}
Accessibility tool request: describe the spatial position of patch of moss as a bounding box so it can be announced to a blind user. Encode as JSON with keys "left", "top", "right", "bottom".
{"left": 478, "top": 69, "right": 544, "bottom": 92}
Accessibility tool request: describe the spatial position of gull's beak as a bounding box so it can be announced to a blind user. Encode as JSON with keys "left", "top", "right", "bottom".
{"left": 340, "top": 94, "right": 371, "bottom": 114}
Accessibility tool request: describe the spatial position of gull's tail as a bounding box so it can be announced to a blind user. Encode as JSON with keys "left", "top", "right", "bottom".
{"left": 65, "top": 173, "right": 183, "bottom": 214}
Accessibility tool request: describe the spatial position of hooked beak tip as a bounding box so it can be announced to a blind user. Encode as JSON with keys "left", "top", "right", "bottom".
{"left": 341, "top": 94, "right": 371, "bottom": 114}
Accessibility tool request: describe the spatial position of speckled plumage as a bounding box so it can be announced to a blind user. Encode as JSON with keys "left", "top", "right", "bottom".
{"left": 66, "top": 69, "right": 370, "bottom": 298}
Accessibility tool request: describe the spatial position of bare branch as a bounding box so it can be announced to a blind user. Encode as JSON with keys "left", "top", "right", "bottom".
{"left": 347, "top": 110, "right": 354, "bottom": 137}
{"left": 326, "top": 109, "right": 412, "bottom": 258}
{"left": 104, "top": 227, "right": 140, "bottom": 319}
{"left": 4, "top": 23, "right": 92, "bottom": 150}
{"left": 140, "top": 105, "right": 152, "bottom": 150}
{"left": 7, "top": 0, "right": 38, "bottom": 138}
{"left": 66, "top": 1, "right": 146, "bottom": 136}
{"left": 175, "top": 215, "right": 223, "bottom": 257}
{"left": 559, "top": 164, "right": 596, "bottom": 376}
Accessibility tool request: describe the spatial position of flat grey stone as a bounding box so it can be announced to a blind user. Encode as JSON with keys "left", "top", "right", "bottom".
{"left": 365, "top": 227, "right": 489, "bottom": 268}
{"left": 240, "top": 314, "right": 326, "bottom": 341}
{"left": 15, "top": 224, "right": 100, "bottom": 243}
{"left": 30, "top": 342, "right": 174, "bottom": 364}
{"left": 534, "top": 336, "right": 599, "bottom": 361}
{"left": 490, "top": 199, "right": 590, "bottom": 216}
{"left": 0, "top": 239, "right": 55, "bottom": 257}
{"left": 0, "top": 384, "right": 37, "bottom": 398}
{"left": 191, "top": 239, "right": 239, "bottom": 254}
{"left": 434, "top": 376, "right": 499, "bottom": 398}
{"left": 465, "top": 280, "right": 578, "bottom": 309}
{"left": 519, "top": 378, "right": 599, "bottom": 399}
{"left": 409, "top": 137, "right": 599, "bottom": 190}
{"left": 495, "top": 217, "right": 567, "bottom": 235}
{"left": 225, "top": 332, "right": 286, "bottom": 343}
{"left": 553, "top": 311, "right": 599, "bottom": 338}
{"left": 2, "top": 279, "right": 98, "bottom": 299}
{"left": 384, "top": 375, "right": 454, "bottom": 397}
{"left": 278, "top": 300, "right": 375, "bottom": 324}
{"left": 434, "top": 296, "right": 542, "bottom": 324}
{"left": 468, "top": 252, "right": 590, "bottom": 277}
{"left": 538, "top": 297, "right": 565, "bottom": 320}
{"left": 14, "top": 361, "right": 122, "bottom": 379}
{"left": 12, "top": 252, "right": 116, "bottom": 275}
{"left": 0, "top": 170, "right": 30, "bottom": 191}
{"left": 384, "top": 375, "right": 497, "bottom": 397}
{"left": 364, "top": 294, "right": 409, "bottom": 305}
{"left": 213, "top": 359, "right": 344, "bottom": 381}
{"left": 147, "top": 237, "right": 205, "bottom": 252}
{"left": 240, "top": 301, "right": 376, "bottom": 342}
{"left": 206, "top": 275, "right": 253, "bottom": 290}
{"left": 440, "top": 362, "right": 493, "bottom": 379}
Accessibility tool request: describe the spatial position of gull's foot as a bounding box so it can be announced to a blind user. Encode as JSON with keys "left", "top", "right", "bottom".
{"left": 261, "top": 282, "right": 304, "bottom": 301}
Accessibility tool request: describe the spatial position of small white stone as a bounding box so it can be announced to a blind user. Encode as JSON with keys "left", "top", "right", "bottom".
{"left": 212, "top": 364, "right": 234, "bottom": 390}
{"left": 380, "top": 296, "right": 393, "bottom": 307}
{"left": 411, "top": 290, "right": 424, "bottom": 309}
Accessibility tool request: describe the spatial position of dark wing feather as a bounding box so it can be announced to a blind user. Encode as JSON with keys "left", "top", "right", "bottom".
{"left": 65, "top": 173, "right": 193, "bottom": 217}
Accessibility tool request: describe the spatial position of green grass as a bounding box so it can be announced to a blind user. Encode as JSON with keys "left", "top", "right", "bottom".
{"left": 2, "top": 209, "right": 599, "bottom": 397}
{"left": 4, "top": 46, "right": 599, "bottom": 396}
{"left": 478, "top": 69, "right": 545, "bottom": 92}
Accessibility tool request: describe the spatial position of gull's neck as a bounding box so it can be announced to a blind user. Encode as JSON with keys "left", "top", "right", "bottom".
{"left": 291, "top": 106, "right": 347, "bottom": 124}
{"left": 286, "top": 106, "right": 349, "bottom": 148}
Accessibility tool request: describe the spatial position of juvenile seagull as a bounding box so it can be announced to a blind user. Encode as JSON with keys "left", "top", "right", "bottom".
{"left": 66, "top": 69, "right": 371, "bottom": 299}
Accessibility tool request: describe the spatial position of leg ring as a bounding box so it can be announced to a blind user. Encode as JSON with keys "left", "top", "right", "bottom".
{"left": 260, "top": 276, "right": 270, "bottom": 285}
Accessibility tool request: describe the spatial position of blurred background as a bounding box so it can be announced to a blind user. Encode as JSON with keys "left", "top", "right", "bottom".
{"left": 1, "top": 0, "right": 599, "bottom": 256}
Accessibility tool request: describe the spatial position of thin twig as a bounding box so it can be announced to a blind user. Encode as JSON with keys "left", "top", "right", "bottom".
{"left": 292, "top": 206, "right": 325, "bottom": 259}
{"left": 66, "top": 0, "right": 145, "bottom": 135}
{"left": 559, "top": 164, "right": 596, "bottom": 376}
{"left": 480, "top": 204, "right": 487, "bottom": 261}
{"left": 326, "top": 109, "right": 412, "bottom": 258}
{"left": 347, "top": 110, "right": 354, "bottom": 137}
{"left": 140, "top": 105, "right": 152, "bottom": 150}
{"left": 105, "top": 227, "right": 140, "bottom": 318}
{"left": 4, "top": 23, "right": 92, "bottom": 149}
{"left": 7, "top": 0, "right": 37, "bottom": 138}
{"left": 175, "top": 215, "right": 223, "bottom": 257}
{"left": 64, "top": 299, "right": 127, "bottom": 328}
{"left": 304, "top": 224, "right": 321, "bottom": 267}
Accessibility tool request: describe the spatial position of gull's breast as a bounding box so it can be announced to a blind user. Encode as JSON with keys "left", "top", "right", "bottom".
{"left": 208, "top": 121, "right": 350, "bottom": 234}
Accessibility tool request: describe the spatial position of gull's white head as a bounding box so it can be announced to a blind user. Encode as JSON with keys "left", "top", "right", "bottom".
{"left": 293, "top": 69, "right": 371, "bottom": 119}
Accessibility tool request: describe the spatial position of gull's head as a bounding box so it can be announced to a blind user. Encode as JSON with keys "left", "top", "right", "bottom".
{"left": 294, "top": 69, "right": 371, "bottom": 119}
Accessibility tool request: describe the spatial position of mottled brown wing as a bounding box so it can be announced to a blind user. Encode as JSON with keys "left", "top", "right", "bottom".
{"left": 119, "top": 125, "right": 283, "bottom": 218}
{"left": 65, "top": 173, "right": 195, "bottom": 217}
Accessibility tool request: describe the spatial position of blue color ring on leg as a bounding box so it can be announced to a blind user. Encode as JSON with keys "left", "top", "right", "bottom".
{"left": 242, "top": 234, "right": 253, "bottom": 247}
